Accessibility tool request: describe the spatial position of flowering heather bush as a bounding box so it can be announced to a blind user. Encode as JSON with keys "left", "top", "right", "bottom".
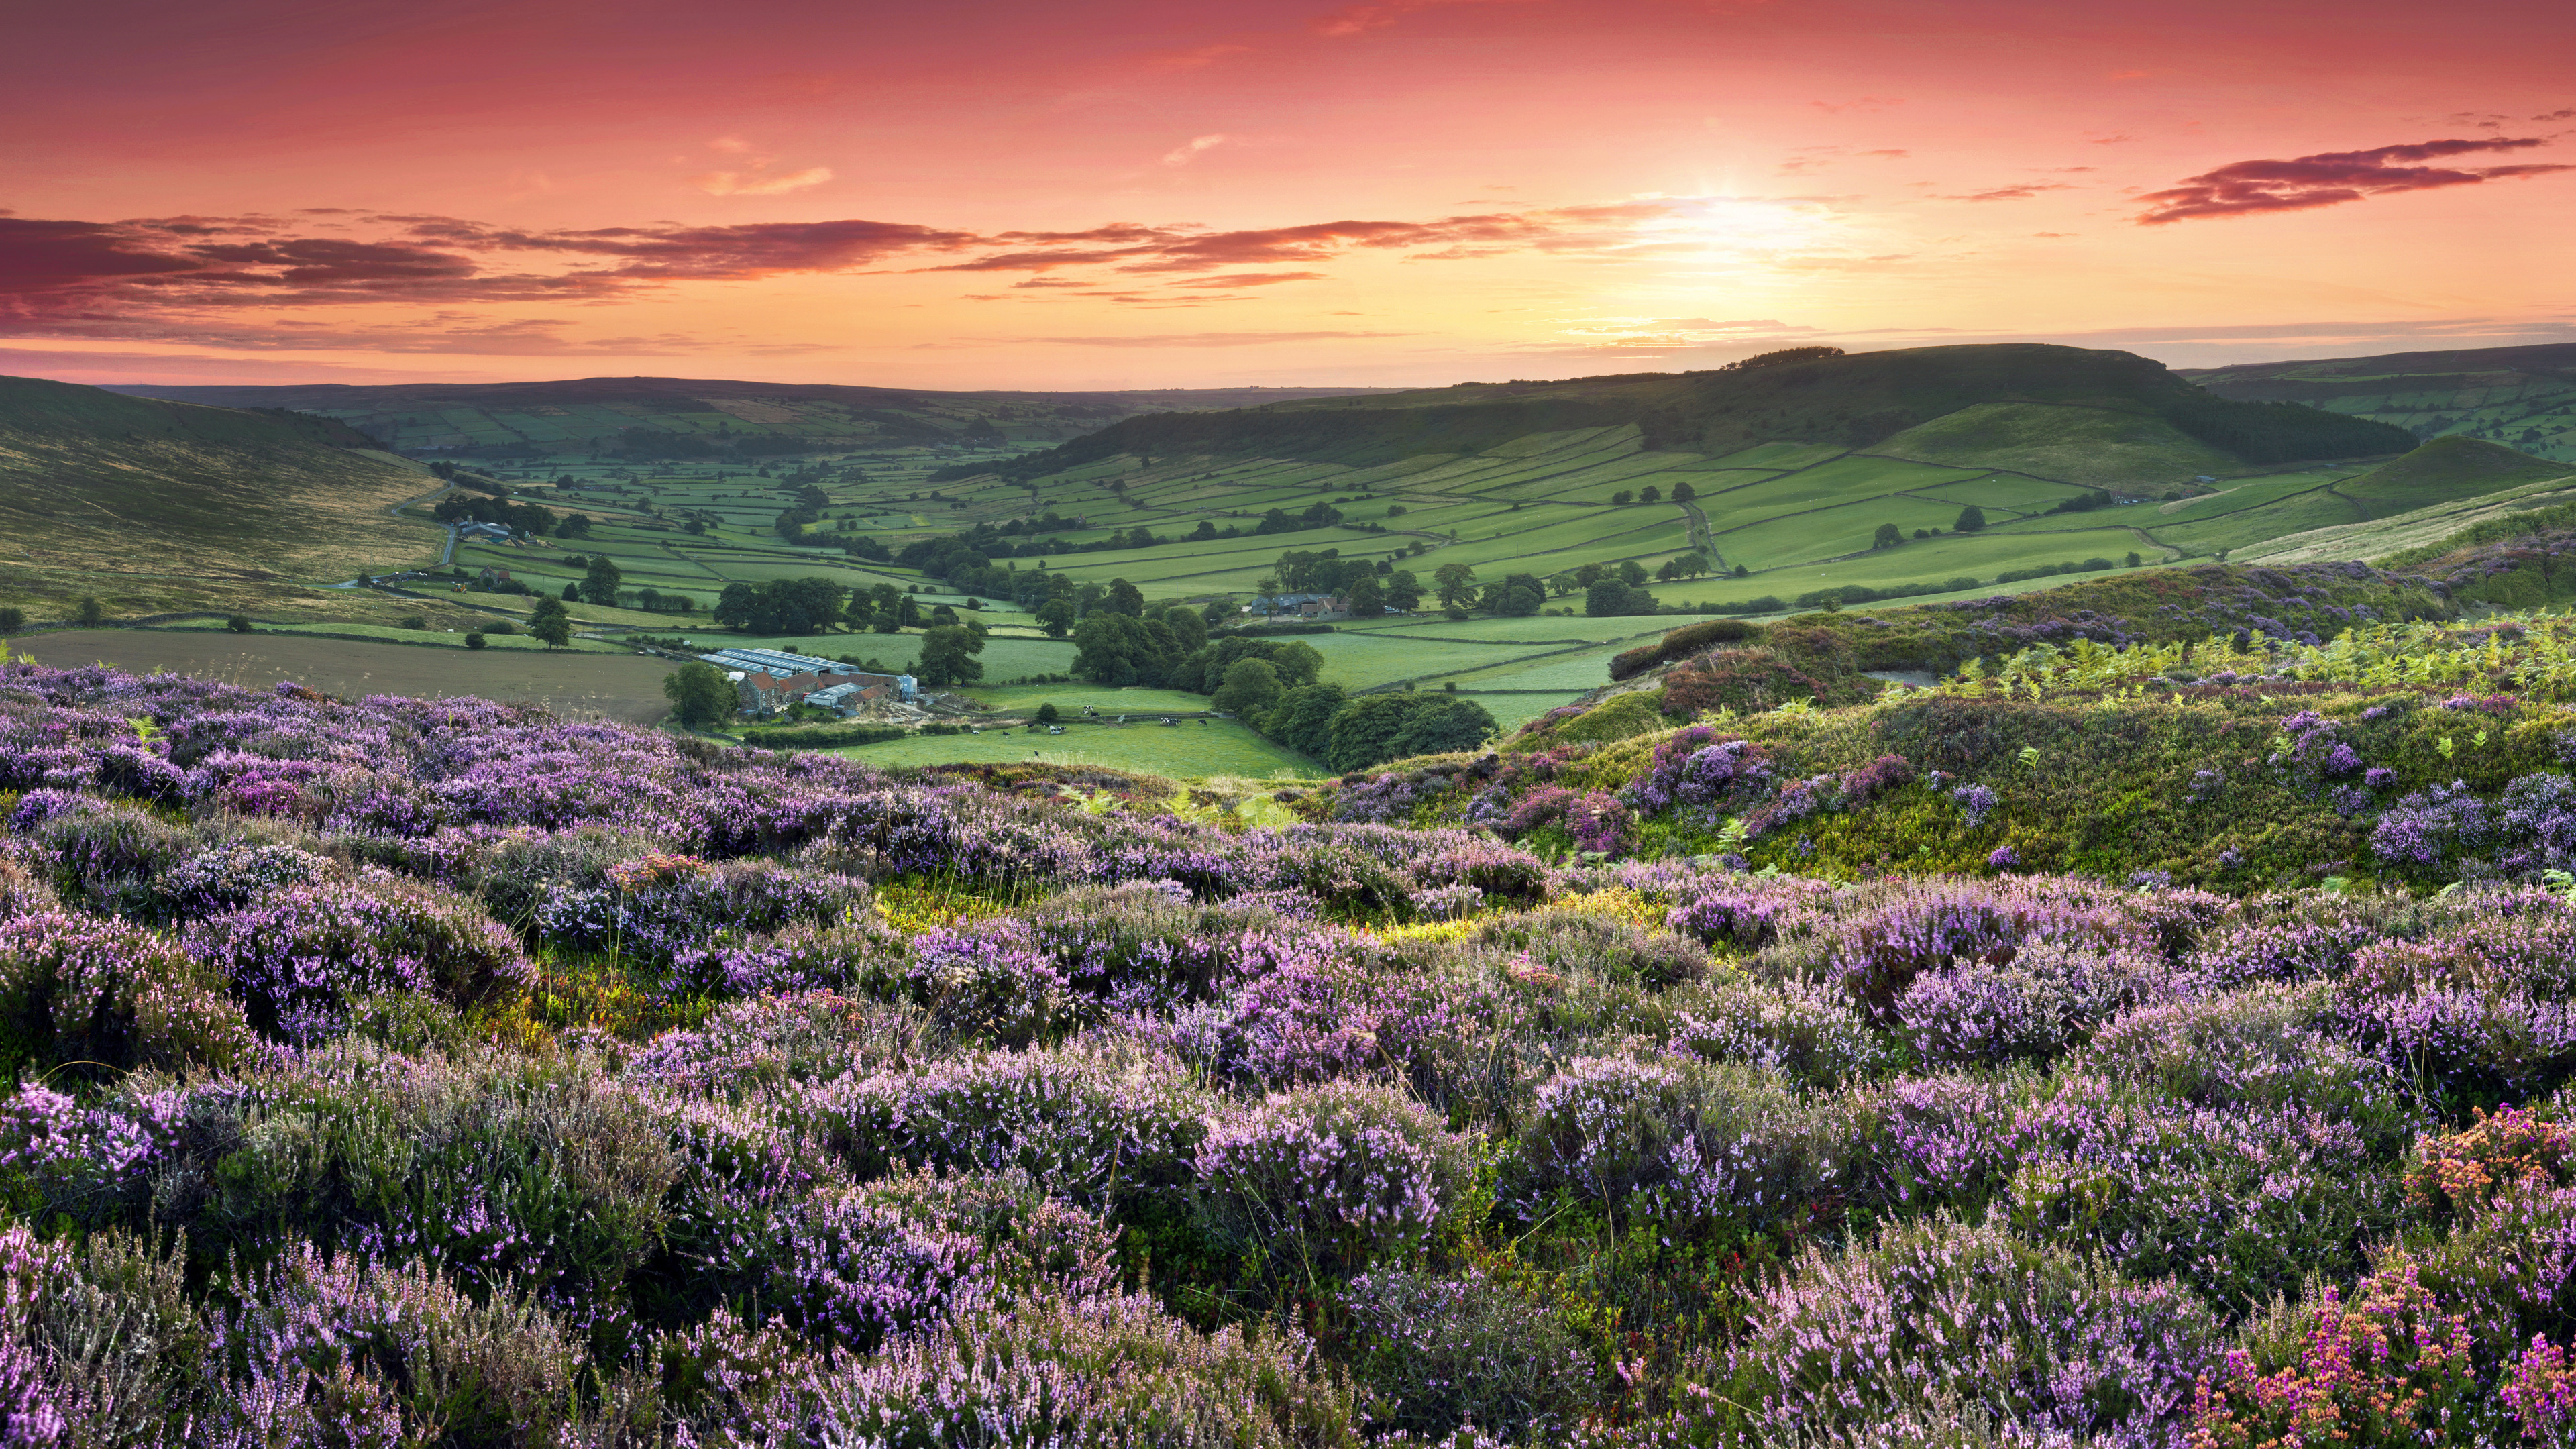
{"left": 1725, "top": 1212, "right": 2220, "bottom": 1445}
{"left": 154, "top": 1042, "right": 678, "bottom": 1312}
{"left": 152, "top": 838, "right": 331, "bottom": 919}
{"left": 1623, "top": 729, "right": 1767, "bottom": 816}
{"left": 1951, "top": 782, "right": 1998, "bottom": 828}
{"left": 30, "top": 800, "right": 191, "bottom": 918}
{"left": 818, "top": 1041, "right": 1214, "bottom": 1215}
{"left": 1513, "top": 1055, "right": 1853, "bottom": 1236}
{"left": 1196, "top": 1079, "right": 1470, "bottom": 1283}
{"left": 1501, "top": 786, "right": 1635, "bottom": 855}
{"left": 770, "top": 1170, "right": 1119, "bottom": 1352}
{"left": 1890, "top": 941, "right": 2168, "bottom": 1067}
{"left": 0, "top": 911, "right": 253, "bottom": 1081}
{"left": 667, "top": 1290, "right": 1356, "bottom": 1448}
{"left": 623, "top": 991, "right": 925, "bottom": 1100}
{"left": 2085, "top": 983, "right": 2415, "bottom": 1146}
{"left": 1342, "top": 1265, "right": 1595, "bottom": 1441}
{"left": 2184, "top": 1256, "right": 2481, "bottom": 1447}
{"left": 1477, "top": 904, "right": 1711, "bottom": 990}
{"left": 182, "top": 875, "right": 532, "bottom": 1042}
{"left": 40, "top": 658, "right": 2576, "bottom": 1438}
{"left": 204, "top": 1241, "right": 590, "bottom": 1449}
{"left": 1669, "top": 975, "right": 1887, "bottom": 1088}
{"left": 530, "top": 853, "right": 872, "bottom": 971}
{"left": 1817, "top": 876, "right": 2206, "bottom": 1018}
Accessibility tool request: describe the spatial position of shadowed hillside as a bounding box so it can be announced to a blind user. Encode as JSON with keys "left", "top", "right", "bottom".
{"left": 0, "top": 375, "right": 440, "bottom": 619}
{"left": 2185, "top": 341, "right": 2576, "bottom": 463}
{"left": 104, "top": 376, "right": 1402, "bottom": 459}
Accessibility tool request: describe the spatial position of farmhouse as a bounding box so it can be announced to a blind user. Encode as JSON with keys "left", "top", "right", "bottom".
{"left": 697, "top": 647, "right": 918, "bottom": 716}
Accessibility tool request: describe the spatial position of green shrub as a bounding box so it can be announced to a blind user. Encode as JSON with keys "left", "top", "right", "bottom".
{"left": 1543, "top": 692, "right": 1668, "bottom": 745}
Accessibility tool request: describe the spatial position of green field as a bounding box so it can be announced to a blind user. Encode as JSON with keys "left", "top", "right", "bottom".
{"left": 2187, "top": 343, "right": 2576, "bottom": 464}
{"left": 833, "top": 719, "right": 1323, "bottom": 778}
{"left": 28, "top": 346, "right": 2556, "bottom": 784}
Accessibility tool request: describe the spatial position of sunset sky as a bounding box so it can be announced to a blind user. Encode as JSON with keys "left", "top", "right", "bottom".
{"left": 3, "top": 0, "right": 2572, "bottom": 390}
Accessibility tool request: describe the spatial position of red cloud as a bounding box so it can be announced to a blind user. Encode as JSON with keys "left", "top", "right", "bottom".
{"left": 0, "top": 196, "right": 1693, "bottom": 348}
{"left": 1938, "top": 184, "right": 2072, "bottom": 202}
{"left": 2137, "top": 136, "right": 2573, "bottom": 224}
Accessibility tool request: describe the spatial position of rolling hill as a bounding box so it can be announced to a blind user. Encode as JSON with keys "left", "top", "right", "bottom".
{"left": 0, "top": 374, "right": 443, "bottom": 620}
{"left": 103, "top": 376, "right": 1401, "bottom": 460}
{"left": 2183, "top": 341, "right": 2576, "bottom": 464}
{"left": 982, "top": 343, "right": 2417, "bottom": 480}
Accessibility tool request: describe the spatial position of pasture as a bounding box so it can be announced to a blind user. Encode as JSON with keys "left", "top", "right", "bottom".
{"left": 832, "top": 718, "right": 1323, "bottom": 778}
{"left": 13, "top": 629, "right": 680, "bottom": 724}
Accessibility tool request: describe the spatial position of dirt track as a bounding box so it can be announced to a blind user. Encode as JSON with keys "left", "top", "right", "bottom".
{"left": 16, "top": 631, "right": 678, "bottom": 725}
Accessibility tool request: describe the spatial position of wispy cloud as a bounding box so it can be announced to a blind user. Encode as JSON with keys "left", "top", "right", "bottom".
{"left": 687, "top": 138, "right": 834, "bottom": 196}
{"left": 2136, "top": 136, "right": 2572, "bottom": 223}
{"left": 1938, "top": 183, "right": 2072, "bottom": 202}
{"left": 1161, "top": 133, "right": 1230, "bottom": 167}
{"left": 1014, "top": 330, "right": 1407, "bottom": 345}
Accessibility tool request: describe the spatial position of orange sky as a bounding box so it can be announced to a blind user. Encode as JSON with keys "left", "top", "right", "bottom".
{"left": 3, "top": 0, "right": 2572, "bottom": 389}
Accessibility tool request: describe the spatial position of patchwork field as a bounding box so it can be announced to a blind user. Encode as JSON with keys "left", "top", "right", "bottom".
{"left": 12, "top": 629, "right": 680, "bottom": 723}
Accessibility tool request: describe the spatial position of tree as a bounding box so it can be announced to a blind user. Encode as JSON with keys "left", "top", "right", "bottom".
{"left": 1260, "top": 683, "right": 1347, "bottom": 757}
{"left": 557, "top": 514, "right": 593, "bottom": 540}
{"left": 563, "top": 584, "right": 583, "bottom": 603}
{"left": 1672, "top": 482, "right": 1697, "bottom": 504}
{"left": 1035, "top": 598, "right": 1077, "bottom": 639}
{"left": 0, "top": 608, "right": 19, "bottom": 632}
{"left": 584, "top": 555, "right": 624, "bottom": 604}
{"left": 2125, "top": 551, "right": 2144, "bottom": 568}
{"left": 1382, "top": 570, "right": 1424, "bottom": 612}
{"left": 1873, "top": 523, "right": 1904, "bottom": 549}
{"left": 529, "top": 609, "right": 573, "bottom": 649}
{"left": 74, "top": 596, "right": 102, "bottom": 627}
{"left": 712, "top": 578, "right": 848, "bottom": 635}
{"left": 226, "top": 614, "right": 253, "bottom": 633}
{"left": 1034, "top": 702, "right": 1062, "bottom": 724}
{"left": 1390, "top": 696, "right": 1498, "bottom": 759}
{"left": 914, "top": 625, "right": 988, "bottom": 687}
{"left": 1154, "top": 606, "right": 1205, "bottom": 653}
{"left": 1070, "top": 612, "right": 1173, "bottom": 687}
{"left": 1617, "top": 560, "right": 1649, "bottom": 587}
{"left": 662, "top": 662, "right": 737, "bottom": 728}
{"left": 464, "top": 633, "right": 488, "bottom": 650}
{"left": 1212, "top": 658, "right": 1285, "bottom": 716}
{"left": 1955, "top": 505, "right": 1987, "bottom": 533}
{"left": 1343, "top": 575, "right": 1385, "bottom": 619}
{"left": 1323, "top": 693, "right": 1493, "bottom": 771}
{"left": 1432, "top": 563, "right": 1479, "bottom": 613}
{"left": 1611, "top": 491, "right": 1634, "bottom": 506}
{"left": 1640, "top": 486, "right": 1662, "bottom": 504}
{"left": 1104, "top": 579, "right": 1145, "bottom": 616}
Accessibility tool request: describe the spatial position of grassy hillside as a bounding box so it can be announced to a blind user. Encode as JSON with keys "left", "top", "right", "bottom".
{"left": 1324, "top": 600, "right": 2576, "bottom": 892}
{"left": 0, "top": 375, "right": 443, "bottom": 620}
{"left": 1870, "top": 400, "right": 2241, "bottom": 485}
{"left": 2185, "top": 341, "right": 2576, "bottom": 464}
{"left": 992, "top": 343, "right": 2416, "bottom": 480}
{"left": 2336, "top": 434, "right": 2573, "bottom": 517}
{"left": 105, "top": 376, "right": 1399, "bottom": 460}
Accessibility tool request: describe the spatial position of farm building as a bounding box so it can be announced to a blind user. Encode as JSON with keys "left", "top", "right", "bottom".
{"left": 698, "top": 647, "right": 918, "bottom": 716}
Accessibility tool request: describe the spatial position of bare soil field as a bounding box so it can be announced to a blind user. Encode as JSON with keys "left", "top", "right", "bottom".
{"left": 16, "top": 630, "right": 678, "bottom": 725}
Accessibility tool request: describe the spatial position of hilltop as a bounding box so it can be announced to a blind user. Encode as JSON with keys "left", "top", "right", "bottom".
{"left": 0, "top": 375, "right": 442, "bottom": 621}
{"left": 104, "top": 376, "right": 1401, "bottom": 460}
{"left": 2184, "top": 340, "right": 2576, "bottom": 463}
{"left": 989, "top": 343, "right": 2416, "bottom": 479}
